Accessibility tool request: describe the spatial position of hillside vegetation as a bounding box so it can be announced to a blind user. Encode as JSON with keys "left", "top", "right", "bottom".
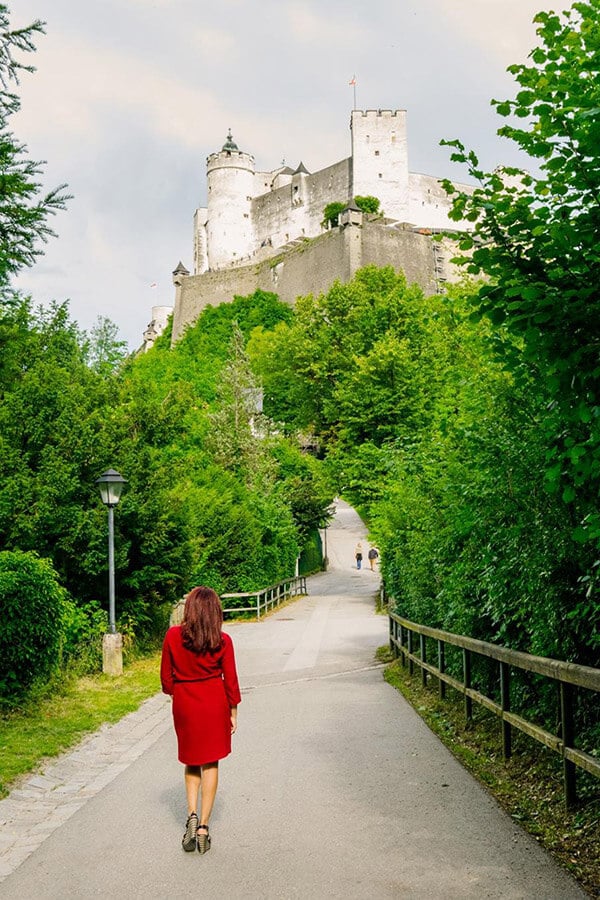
{"left": 0, "top": 292, "right": 332, "bottom": 702}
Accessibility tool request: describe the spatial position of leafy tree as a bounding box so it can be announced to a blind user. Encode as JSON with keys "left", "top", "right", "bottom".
{"left": 441, "top": 0, "right": 600, "bottom": 545}
{"left": 207, "top": 322, "right": 262, "bottom": 475}
{"left": 321, "top": 201, "right": 346, "bottom": 229}
{"left": 0, "top": 5, "right": 69, "bottom": 298}
{"left": 86, "top": 316, "right": 128, "bottom": 375}
{"left": 354, "top": 195, "right": 381, "bottom": 216}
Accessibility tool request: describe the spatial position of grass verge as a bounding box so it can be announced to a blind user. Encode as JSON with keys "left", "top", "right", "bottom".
{"left": 378, "top": 648, "right": 600, "bottom": 898}
{"left": 0, "top": 652, "right": 161, "bottom": 799}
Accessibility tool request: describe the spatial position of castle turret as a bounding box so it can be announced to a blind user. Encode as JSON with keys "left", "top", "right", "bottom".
{"left": 351, "top": 109, "right": 409, "bottom": 222}
{"left": 206, "top": 130, "right": 255, "bottom": 270}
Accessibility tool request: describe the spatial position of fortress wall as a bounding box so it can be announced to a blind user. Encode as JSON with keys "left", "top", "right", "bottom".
{"left": 251, "top": 158, "right": 351, "bottom": 251}
{"left": 172, "top": 262, "right": 263, "bottom": 339}
{"left": 256, "top": 228, "right": 356, "bottom": 303}
{"left": 360, "top": 221, "right": 437, "bottom": 294}
{"left": 407, "top": 172, "right": 475, "bottom": 230}
{"left": 172, "top": 222, "right": 449, "bottom": 342}
{"left": 172, "top": 228, "right": 355, "bottom": 341}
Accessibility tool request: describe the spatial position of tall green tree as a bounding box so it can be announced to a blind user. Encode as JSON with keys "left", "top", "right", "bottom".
{"left": 441, "top": 0, "right": 600, "bottom": 545}
{"left": 0, "top": 5, "right": 69, "bottom": 298}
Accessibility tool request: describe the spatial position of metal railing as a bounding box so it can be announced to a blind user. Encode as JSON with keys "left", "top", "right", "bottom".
{"left": 221, "top": 576, "right": 307, "bottom": 620}
{"left": 170, "top": 576, "right": 307, "bottom": 625}
{"left": 388, "top": 610, "right": 600, "bottom": 808}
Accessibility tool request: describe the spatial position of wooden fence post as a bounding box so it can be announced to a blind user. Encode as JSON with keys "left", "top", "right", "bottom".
{"left": 438, "top": 640, "right": 446, "bottom": 699}
{"left": 560, "top": 682, "right": 577, "bottom": 809}
{"left": 420, "top": 634, "right": 427, "bottom": 687}
{"left": 408, "top": 629, "right": 414, "bottom": 676}
{"left": 500, "top": 661, "right": 512, "bottom": 759}
{"left": 463, "top": 649, "right": 473, "bottom": 721}
{"left": 390, "top": 618, "right": 398, "bottom": 658}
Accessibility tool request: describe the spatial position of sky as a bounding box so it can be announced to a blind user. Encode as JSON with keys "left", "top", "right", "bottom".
{"left": 12, "top": 0, "right": 563, "bottom": 350}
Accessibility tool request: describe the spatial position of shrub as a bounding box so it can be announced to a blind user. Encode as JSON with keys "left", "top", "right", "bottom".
{"left": 321, "top": 201, "right": 347, "bottom": 229}
{"left": 0, "top": 550, "right": 68, "bottom": 701}
{"left": 354, "top": 195, "right": 381, "bottom": 216}
{"left": 298, "top": 528, "right": 323, "bottom": 575}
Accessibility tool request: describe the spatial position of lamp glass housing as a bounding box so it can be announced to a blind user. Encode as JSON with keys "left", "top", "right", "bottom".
{"left": 95, "top": 469, "right": 127, "bottom": 506}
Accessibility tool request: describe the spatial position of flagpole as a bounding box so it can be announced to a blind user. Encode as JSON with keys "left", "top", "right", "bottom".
{"left": 349, "top": 75, "right": 357, "bottom": 111}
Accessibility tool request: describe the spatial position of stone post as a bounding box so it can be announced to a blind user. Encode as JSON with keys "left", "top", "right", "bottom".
{"left": 102, "top": 632, "right": 123, "bottom": 676}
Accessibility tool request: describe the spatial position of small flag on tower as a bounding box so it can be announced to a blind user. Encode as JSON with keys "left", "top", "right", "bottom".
{"left": 150, "top": 282, "right": 158, "bottom": 288}
{"left": 349, "top": 75, "right": 356, "bottom": 86}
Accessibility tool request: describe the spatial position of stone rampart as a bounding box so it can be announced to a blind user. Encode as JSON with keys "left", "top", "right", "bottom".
{"left": 172, "top": 219, "right": 458, "bottom": 342}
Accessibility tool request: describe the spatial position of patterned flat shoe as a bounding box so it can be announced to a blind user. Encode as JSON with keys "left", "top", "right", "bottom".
{"left": 197, "top": 824, "right": 211, "bottom": 855}
{"left": 182, "top": 812, "right": 198, "bottom": 852}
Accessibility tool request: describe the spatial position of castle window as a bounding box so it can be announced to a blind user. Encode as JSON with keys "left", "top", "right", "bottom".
{"left": 391, "top": 132, "right": 396, "bottom": 143}
{"left": 374, "top": 150, "right": 380, "bottom": 156}
{"left": 243, "top": 213, "right": 249, "bottom": 218}
{"left": 378, "top": 173, "right": 382, "bottom": 178}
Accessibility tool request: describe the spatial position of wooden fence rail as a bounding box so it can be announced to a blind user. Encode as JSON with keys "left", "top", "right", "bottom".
{"left": 171, "top": 576, "right": 307, "bottom": 625}
{"left": 388, "top": 611, "right": 600, "bottom": 808}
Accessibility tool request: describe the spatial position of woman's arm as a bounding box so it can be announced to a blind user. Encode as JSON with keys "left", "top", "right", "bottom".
{"left": 160, "top": 631, "right": 175, "bottom": 695}
{"left": 221, "top": 634, "right": 242, "bottom": 707}
{"left": 230, "top": 705, "right": 238, "bottom": 734}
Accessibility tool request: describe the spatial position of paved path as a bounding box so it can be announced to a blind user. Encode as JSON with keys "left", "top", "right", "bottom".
{"left": 0, "top": 501, "right": 585, "bottom": 898}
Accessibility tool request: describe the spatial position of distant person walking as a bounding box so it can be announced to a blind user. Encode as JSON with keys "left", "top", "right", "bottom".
{"left": 368, "top": 547, "right": 379, "bottom": 571}
{"left": 355, "top": 542, "right": 363, "bottom": 569}
{"left": 161, "top": 586, "right": 241, "bottom": 855}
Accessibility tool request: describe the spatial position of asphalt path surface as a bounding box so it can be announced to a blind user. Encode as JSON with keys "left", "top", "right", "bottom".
{"left": 0, "top": 500, "right": 585, "bottom": 898}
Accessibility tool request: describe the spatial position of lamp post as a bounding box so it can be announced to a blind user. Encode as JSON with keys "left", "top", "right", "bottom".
{"left": 95, "top": 469, "right": 127, "bottom": 674}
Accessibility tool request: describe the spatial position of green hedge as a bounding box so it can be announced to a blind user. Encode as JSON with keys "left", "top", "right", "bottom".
{"left": 0, "top": 550, "right": 68, "bottom": 702}
{"left": 298, "top": 528, "right": 323, "bottom": 575}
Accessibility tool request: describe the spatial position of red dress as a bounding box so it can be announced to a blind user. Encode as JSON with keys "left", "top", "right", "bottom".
{"left": 160, "top": 627, "right": 241, "bottom": 766}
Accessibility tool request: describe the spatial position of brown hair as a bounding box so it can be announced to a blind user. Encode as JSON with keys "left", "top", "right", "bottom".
{"left": 180, "top": 586, "right": 223, "bottom": 654}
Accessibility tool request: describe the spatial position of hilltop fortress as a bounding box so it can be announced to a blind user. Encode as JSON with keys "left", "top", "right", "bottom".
{"left": 167, "top": 109, "right": 472, "bottom": 344}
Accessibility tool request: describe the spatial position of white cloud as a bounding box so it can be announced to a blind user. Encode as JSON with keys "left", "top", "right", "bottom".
{"left": 192, "top": 25, "right": 238, "bottom": 60}
{"left": 17, "top": 33, "right": 227, "bottom": 150}
{"left": 425, "top": 0, "right": 561, "bottom": 66}
{"left": 286, "top": 2, "right": 367, "bottom": 48}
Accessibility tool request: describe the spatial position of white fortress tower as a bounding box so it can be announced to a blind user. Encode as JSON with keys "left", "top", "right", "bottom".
{"left": 203, "top": 130, "right": 255, "bottom": 271}
{"left": 351, "top": 109, "right": 409, "bottom": 221}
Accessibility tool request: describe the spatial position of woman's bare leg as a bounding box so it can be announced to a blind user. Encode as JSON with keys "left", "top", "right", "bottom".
{"left": 199, "top": 762, "right": 219, "bottom": 825}
{"left": 184, "top": 765, "right": 202, "bottom": 815}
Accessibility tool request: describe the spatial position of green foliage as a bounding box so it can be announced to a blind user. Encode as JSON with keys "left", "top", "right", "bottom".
{"left": 298, "top": 528, "right": 323, "bottom": 575}
{"left": 251, "top": 264, "right": 599, "bottom": 675}
{"left": 321, "top": 196, "right": 381, "bottom": 229}
{"left": 321, "top": 201, "right": 346, "bottom": 229}
{"left": 0, "top": 5, "right": 70, "bottom": 298}
{"left": 0, "top": 550, "right": 68, "bottom": 701}
{"left": 441, "top": 0, "right": 600, "bottom": 547}
{"left": 85, "top": 316, "right": 128, "bottom": 375}
{"left": 354, "top": 195, "right": 381, "bottom": 215}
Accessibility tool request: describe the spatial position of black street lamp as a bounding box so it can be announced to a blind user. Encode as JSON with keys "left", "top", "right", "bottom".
{"left": 95, "top": 469, "right": 127, "bottom": 635}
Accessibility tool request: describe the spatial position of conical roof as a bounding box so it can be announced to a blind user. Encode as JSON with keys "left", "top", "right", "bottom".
{"left": 293, "top": 161, "right": 310, "bottom": 175}
{"left": 172, "top": 260, "right": 190, "bottom": 276}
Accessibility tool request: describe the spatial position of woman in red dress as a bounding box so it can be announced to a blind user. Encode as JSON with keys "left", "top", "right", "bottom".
{"left": 161, "top": 586, "right": 241, "bottom": 854}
